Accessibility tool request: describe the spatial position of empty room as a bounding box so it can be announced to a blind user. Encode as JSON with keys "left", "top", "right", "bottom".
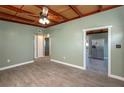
{"left": 0, "top": 5, "right": 124, "bottom": 87}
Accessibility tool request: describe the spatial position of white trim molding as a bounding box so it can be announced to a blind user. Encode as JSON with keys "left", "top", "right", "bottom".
{"left": 83, "top": 25, "right": 124, "bottom": 81}
{"left": 83, "top": 25, "right": 112, "bottom": 31}
{"left": 0, "top": 60, "right": 34, "bottom": 71}
{"left": 51, "top": 59, "right": 85, "bottom": 70}
{"left": 109, "top": 74, "right": 124, "bottom": 81}
{"left": 83, "top": 25, "right": 112, "bottom": 75}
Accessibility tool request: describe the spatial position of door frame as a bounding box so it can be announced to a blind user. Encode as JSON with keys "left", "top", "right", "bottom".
{"left": 34, "top": 34, "right": 38, "bottom": 59}
{"left": 83, "top": 25, "right": 112, "bottom": 76}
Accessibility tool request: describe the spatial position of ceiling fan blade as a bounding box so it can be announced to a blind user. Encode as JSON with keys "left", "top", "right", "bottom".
{"left": 42, "top": 7, "right": 48, "bottom": 16}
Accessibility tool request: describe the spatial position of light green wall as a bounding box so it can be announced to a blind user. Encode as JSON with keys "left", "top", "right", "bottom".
{"left": 46, "top": 6, "right": 124, "bottom": 77}
{"left": 0, "top": 6, "right": 123, "bottom": 78}
{"left": 0, "top": 21, "right": 43, "bottom": 68}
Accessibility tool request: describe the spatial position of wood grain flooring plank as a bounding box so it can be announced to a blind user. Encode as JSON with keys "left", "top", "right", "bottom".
{"left": 0, "top": 57, "right": 123, "bottom": 87}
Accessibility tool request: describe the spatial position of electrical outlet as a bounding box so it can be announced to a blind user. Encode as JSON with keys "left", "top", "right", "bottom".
{"left": 7, "top": 59, "right": 11, "bottom": 63}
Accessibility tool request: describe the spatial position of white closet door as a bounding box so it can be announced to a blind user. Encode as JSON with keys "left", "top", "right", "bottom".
{"left": 37, "top": 35, "right": 44, "bottom": 57}
{"left": 34, "top": 34, "right": 44, "bottom": 58}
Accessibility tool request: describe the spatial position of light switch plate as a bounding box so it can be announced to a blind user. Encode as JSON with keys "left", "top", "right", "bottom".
{"left": 116, "top": 44, "right": 121, "bottom": 48}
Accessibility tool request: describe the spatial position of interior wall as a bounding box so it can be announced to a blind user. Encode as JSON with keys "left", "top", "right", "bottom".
{"left": 45, "top": 6, "right": 124, "bottom": 77}
{"left": 0, "top": 20, "right": 43, "bottom": 68}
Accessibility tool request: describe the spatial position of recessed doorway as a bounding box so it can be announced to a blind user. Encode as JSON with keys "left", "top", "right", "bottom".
{"left": 83, "top": 26, "right": 112, "bottom": 76}
{"left": 44, "top": 37, "right": 50, "bottom": 56}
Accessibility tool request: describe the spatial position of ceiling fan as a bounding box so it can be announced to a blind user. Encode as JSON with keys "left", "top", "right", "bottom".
{"left": 38, "top": 7, "right": 50, "bottom": 25}
{"left": 17, "top": 7, "right": 51, "bottom": 25}
{"left": 15, "top": 6, "right": 63, "bottom": 25}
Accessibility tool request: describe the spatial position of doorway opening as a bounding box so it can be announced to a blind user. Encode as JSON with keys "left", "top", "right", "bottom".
{"left": 44, "top": 37, "right": 50, "bottom": 56}
{"left": 34, "top": 34, "right": 44, "bottom": 58}
{"left": 83, "top": 26, "right": 112, "bottom": 76}
{"left": 34, "top": 34, "right": 50, "bottom": 58}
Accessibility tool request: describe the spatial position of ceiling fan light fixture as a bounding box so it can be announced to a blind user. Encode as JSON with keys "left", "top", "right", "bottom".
{"left": 44, "top": 18, "right": 50, "bottom": 24}
{"left": 39, "top": 7, "right": 50, "bottom": 25}
{"left": 39, "top": 18, "right": 45, "bottom": 24}
{"left": 39, "top": 16, "right": 50, "bottom": 25}
{"left": 46, "top": 20, "right": 50, "bottom": 24}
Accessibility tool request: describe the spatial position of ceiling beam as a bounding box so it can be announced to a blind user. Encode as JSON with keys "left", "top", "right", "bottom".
{"left": 47, "top": 5, "right": 122, "bottom": 28}
{"left": 46, "top": 6, "right": 68, "bottom": 20}
{"left": 0, "top": 12, "right": 43, "bottom": 27}
{"left": 35, "top": 5, "right": 68, "bottom": 20}
{"left": 0, "top": 5, "right": 58, "bottom": 27}
{"left": 0, "top": 5, "right": 46, "bottom": 26}
{"left": 0, "top": 5, "right": 67, "bottom": 24}
{"left": 69, "top": 5, "right": 82, "bottom": 17}
{"left": 0, "top": 12, "right": 33, "bottom": 22}
{"left": 49, "top": 19, "right": 60, "bottom": 23}
{"left": 98, "top": 5, "right": 103, "bottom": 12}
{"left": 0, "top": 5, "right": 122, "bottom": 28}
{"left": 0, "top": 18, "right": 43, "bottom": 27}
{"left": 102, "top": 5, "right": 122, "bottom": 11}
{"left": 0, "top": 5, "right": 33, "bottom": 14}
{"left": 46, "top": 16, "right": 79, "bottom": 28}
{"left": 15, "top": 5, "right": 24, "bottom": 16}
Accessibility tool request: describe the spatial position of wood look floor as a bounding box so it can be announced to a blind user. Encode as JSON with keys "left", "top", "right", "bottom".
{"left": 87, "top": 58, "right": 108, "bottom": 75}
{"left": 0, "top": 57, "right": 124, "bottom": 87}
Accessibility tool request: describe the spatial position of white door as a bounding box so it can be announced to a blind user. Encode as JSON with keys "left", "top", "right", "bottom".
{"left": 34, "top": 34, "right": 44, "bottom": 58}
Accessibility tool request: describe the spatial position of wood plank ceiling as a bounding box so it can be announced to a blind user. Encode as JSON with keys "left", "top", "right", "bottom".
{"left": 0, "top": 5, "right": 122, "bottom": 28}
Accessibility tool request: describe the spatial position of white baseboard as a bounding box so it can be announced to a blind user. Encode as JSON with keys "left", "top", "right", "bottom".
{"left": 0, "top": 58, "right": 123, "bottom": 81}
{"left": 34, "top": 56, "right": 45, "bottom": 59}
{"left": 0, "top": 60, "right": 34, "bottom": 71}
{"left": 109, "top": 74, "right": 124, "bottom": 81}
{"left": 50, "top": 59, "right": 85, "bottom": 70}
